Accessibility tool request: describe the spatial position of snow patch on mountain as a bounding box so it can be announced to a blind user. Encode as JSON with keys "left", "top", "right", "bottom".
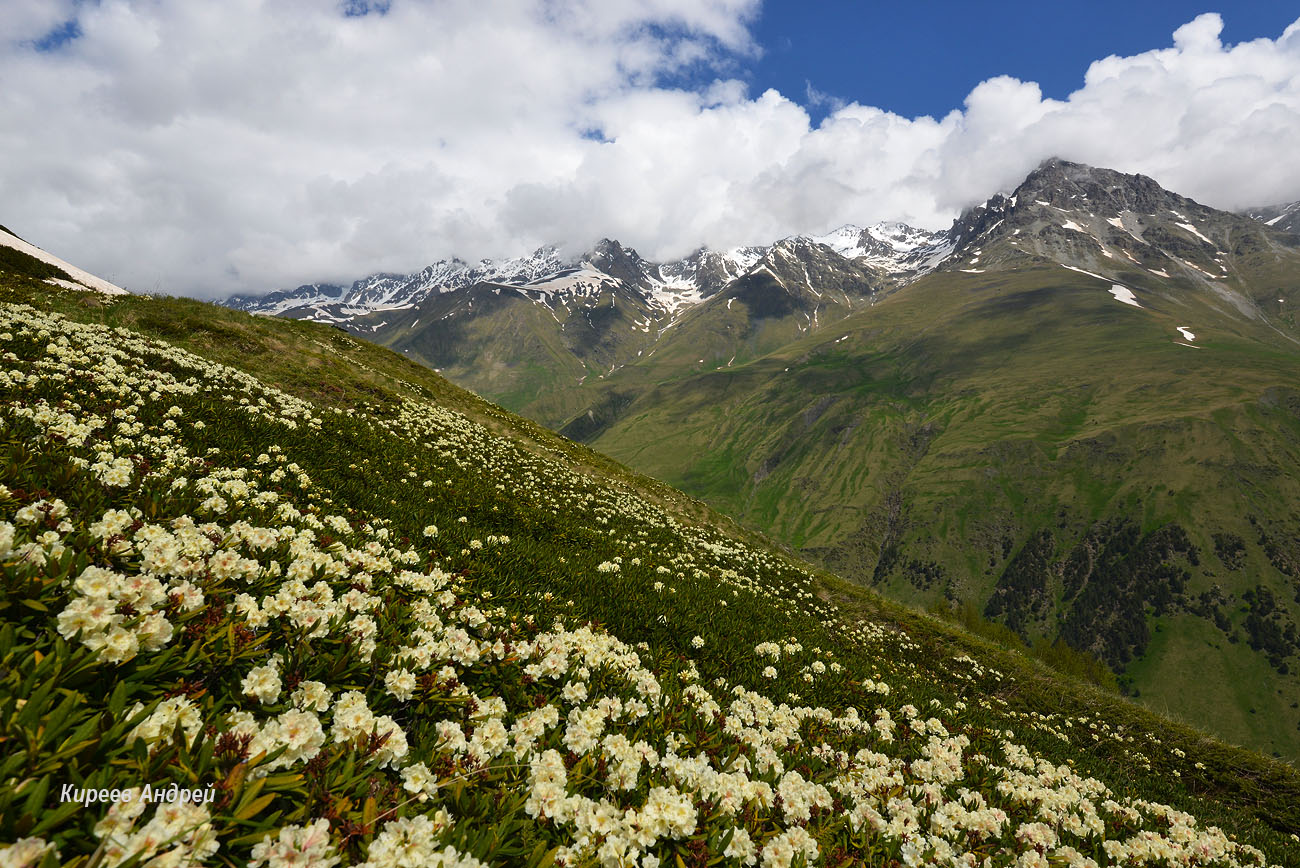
{"left": 651, "top": 246, "right": 766, "bottom": 313}
{"left": 1175, "top": 222, "right": 1215, "bottom": 246}
{"left": 517, "top": 266, "right": 613, "bottom": 296}
{"left": 1109, "top": 285, "right": 1142, "bottom": 308}
{"left": 1062, "top": 264, "right": 1107, "bottom": 282}
{"left": 649, "top": 283, "right": 708, "bottom": 315}
{"left": 808, "top": 225, "right": 867, "bottom": 257}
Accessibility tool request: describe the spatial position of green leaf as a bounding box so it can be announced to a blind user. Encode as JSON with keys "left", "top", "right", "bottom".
{"left": 0, "top": 749, "right": 26, "bottom": 780}
{"left": 107, "top": 681, "right": 128, "bottom": 717}
{"left": 44, "top": 738, "right": 98, "bottom": 770}
{"left": 20, "top": 775, "right": 50, "bottom": 819}
{"left": 230, "top": 775, "right": 266, "bottom": 816}
{"left": 16, "top": 678, "right": 55, "bottom": 729}
{"left": 64, "top": 713, "right": 101, "bottom": 749}
{"left": 228, "top": 829, "right": 276, "bottom": 847}
{"left": 259, "top": 773, "right": 304, "bottom": 788}
{"left": 525, "top": 842, "right": 559, "bottom": 868}
{"left": 29, "top": 799, "right": 81, "bottom": 837}
{"left": 233, "top": 792, "right": 276, "bottom": 821}
{"left": 39, "top": 692, "right": 82, "bottom": 745}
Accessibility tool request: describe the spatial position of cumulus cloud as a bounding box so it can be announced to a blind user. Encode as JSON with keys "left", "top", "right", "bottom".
{"left": 1, "top": 3, "right": 1298, "bottom": 297}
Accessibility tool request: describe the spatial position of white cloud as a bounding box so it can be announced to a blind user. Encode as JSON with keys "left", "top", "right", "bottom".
{"left": 2, "top": 5, "right": 1299, "bottom": 297}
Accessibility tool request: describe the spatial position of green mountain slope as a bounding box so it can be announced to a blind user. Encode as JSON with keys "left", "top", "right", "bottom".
{"left": 4, "top": 273, "right": 1300, "bottom": 866}
{"left": 576, "top": 256, "right": 1300, "bottom": 760}
{"left": 360, "top": 279, "right": 662, "bottom": 426}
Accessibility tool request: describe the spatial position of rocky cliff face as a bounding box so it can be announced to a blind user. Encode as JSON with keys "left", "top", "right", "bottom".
{"left": 943, "top": 159, "right": 1296, "bottom": 296}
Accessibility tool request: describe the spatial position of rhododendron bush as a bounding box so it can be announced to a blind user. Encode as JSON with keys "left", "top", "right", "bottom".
{"left": 0, "top": 298, "right": 1295, "bottom": 867}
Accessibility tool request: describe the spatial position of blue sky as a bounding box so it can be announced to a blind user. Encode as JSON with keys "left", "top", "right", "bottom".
{"left": 745, "top": 1, "right": 1299, "bottom": 122}
{"left": 3, "top": 1, "right": 1300, "bottom": 296}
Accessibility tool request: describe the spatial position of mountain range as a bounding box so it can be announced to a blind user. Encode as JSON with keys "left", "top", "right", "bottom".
{"left": 224, "top": 220, "right": 960, "bottom": 420}
{"left": 226, "top": 221, "right": 951, "bottom": 326}
{"left": 225, "top": 161, "right": 1300, "bottom": 358}
{"left": 224, "top": 158, "right": 1300, "bottom": 760}
{"left": 225, "top": 160, "right": 1300, "bottom": 429}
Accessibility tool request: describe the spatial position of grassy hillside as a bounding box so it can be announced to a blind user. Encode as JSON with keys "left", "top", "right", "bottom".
{"left": 574, "top": 264, "right": 1300, "bottom": 760}
{"left": 354, "top": 282, "right": 666, "bottom": 428}
{"left": 2, "top": 274, "right": 1300, "bottom": 866}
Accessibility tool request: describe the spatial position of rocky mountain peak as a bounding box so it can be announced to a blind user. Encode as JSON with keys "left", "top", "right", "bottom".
{"left": 585, "top": 238, "right": 654, "bottom": 289}
{"left": 950, "top": 160, "right": 1199, "bottom": 247}
{"left": 939, "top": 158, "right": 1298, "bottom": 287}
{"left": 1015, "top": 158, "right": 1187, "bottom": 217}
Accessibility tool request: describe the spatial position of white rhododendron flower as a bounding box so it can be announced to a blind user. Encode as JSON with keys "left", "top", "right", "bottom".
{"left": 249, "top": 819, "right": 339, "bottom": 868}
{"left": 241, "top": 662, "right": 283, "bottom": 705}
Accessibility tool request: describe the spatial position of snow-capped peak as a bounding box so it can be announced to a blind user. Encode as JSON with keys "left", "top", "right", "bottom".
{"left": 229, "top": 222, "right": 952, "bottom": 325}
{"left": 807, "top": 225, "right": 867, "bottom": 257}
{"left": 802, "top": 222, "right": 951, "bottom": 274}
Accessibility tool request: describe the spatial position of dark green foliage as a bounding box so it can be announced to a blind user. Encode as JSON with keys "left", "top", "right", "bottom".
{"left": 557, "top": 390, "right": 636, "bottom": 442}
{"left": 1214, "top": 532, "right": 1247, "bottom": 570}
{"left": 868, "top": 489, "right": 907, "bottom": 584}
{"left": 1030, "top": 636, "right": 1120, "bottom": 692}
{"left": 566, "top": 295, "right": 623, "bottom": 359}
{"left": 1059, "top": 521, "right": 1195, "bottom": 669}
{"left": 1253, "top": 517, "right": 1300, "bottom": 579}
{"left": 928, "top": 599, "right": 1117, "bottom": 691}
{"left": 929, "top": 599, "right": 1030, "bottom": 651}
{"left": 985, "top": 528, "right": 1056, "bottom": 637}
{"left": 1189, "top": 584, "right": 1235, "bottom": 634}
{"left": 902, "top": 558, "right": 943, "bottom": 592}
{"left": 1243, "top": 586, "right": 1300, "bottom": 672}
{"left": 727, "top": 271, "right": 801, "bottom": 320}
{"left": 0, "top": 245, "right": 72, "bottom": 283}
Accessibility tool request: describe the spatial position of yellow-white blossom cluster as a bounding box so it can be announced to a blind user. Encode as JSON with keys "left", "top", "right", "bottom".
{"left": 92, "top": 789, "right": 220, "bottom": 867}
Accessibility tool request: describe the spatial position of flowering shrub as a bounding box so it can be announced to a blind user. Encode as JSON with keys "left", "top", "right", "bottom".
{"left": 0, "top": 295, "right": 1296, "bottom": 866}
